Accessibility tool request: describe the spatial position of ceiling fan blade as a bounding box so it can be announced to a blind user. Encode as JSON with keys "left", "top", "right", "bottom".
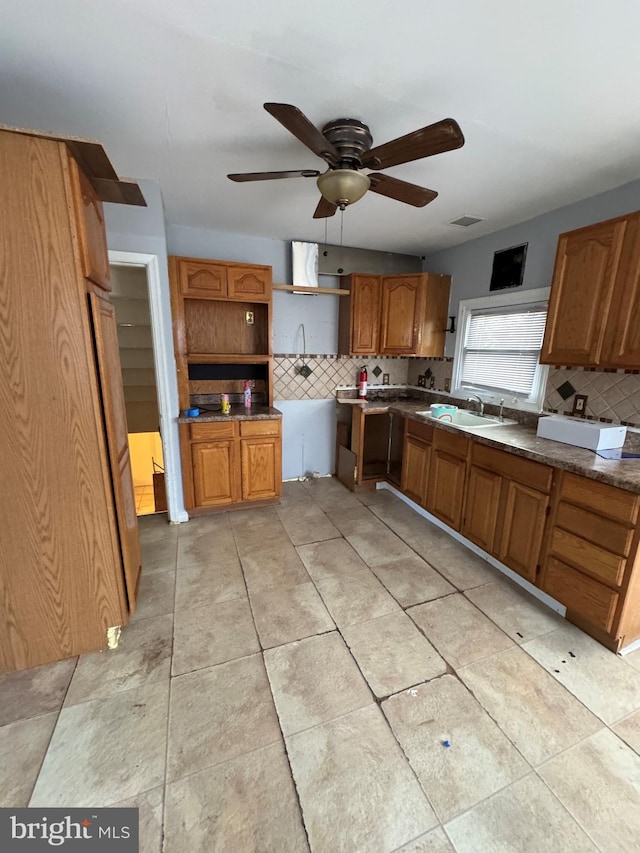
{"left": 362, "top": 118, "right": 464, "bottom": 170}
{"left": 228, "top": 169, "right": 320, "bottom": 182}
{"left": 368, "top": 173, "right": 438, "bottom": 207}
{"left": 313, "top": 196, "right": 338, "bottom": 219}
{"left": 264, "top": 103, "right": 340, "bottom": 165}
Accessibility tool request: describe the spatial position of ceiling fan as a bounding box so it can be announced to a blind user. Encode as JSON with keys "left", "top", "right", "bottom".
{"left": 228, "top": 103, "right": 464, "bottom": 219}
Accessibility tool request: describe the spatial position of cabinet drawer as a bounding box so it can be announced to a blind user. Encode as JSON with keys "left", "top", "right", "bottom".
{"left": 190, "top": 421, "right": 237, "bottom": 441}
{"left": 556, "top": 501, "right": 634, "bottom": 557}
{"left": 550, "top": 527, "right": 626, "bottom": 587}
{"left": 472, "top": 444, "right": 553, "bottom": 492}
{"left": 407, "top": 418, "right": 433, "bottom": 443}
{"left": 433, "top": 428, "right": 468, "bottom": 459}
{"left": 560, "top": 472, "right": 639, "bottom": 524}
{"left": 240, "top": 419, "right": 281, "bottom": 437}
{"left": 544, "top": 557, "right": 619, "bottom": 634}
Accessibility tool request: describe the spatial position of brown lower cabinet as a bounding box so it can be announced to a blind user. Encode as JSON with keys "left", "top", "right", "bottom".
{"left": 182, "top": 418, "right": 282, "bottom": 510}
{"left": 401, "top": 420, "right": 433, "bottom": 506}
{"left": 426, "top": 430, "right": 469, "bottom": 530}
{"left": 401, "top": 418, "right": 640, "bottom": 651}
{"left": 539, "top": 471, "right": 640, "bottom": 647}
{"left": 463, "top": 445, "right": 552, "bottom": 584}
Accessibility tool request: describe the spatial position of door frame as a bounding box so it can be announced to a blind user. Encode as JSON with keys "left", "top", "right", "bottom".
{"left": 109, "top": 250, "right": 188, "bottom": 523}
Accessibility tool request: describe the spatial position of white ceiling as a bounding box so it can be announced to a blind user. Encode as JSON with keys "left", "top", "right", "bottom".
{"left": 3, "top": 0, "right": 640, "bottom": 255}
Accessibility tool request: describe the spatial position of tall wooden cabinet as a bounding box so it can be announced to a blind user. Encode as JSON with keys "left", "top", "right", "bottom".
{"left": 541, "top": 210, "right": 640, "bottom": 367}
{"left": 0, "top": 128, "right": 144, "bottom": 673}
{"left": 339, "top": 272, "right": 451, "bottom": 356}
{"left": 170, "top": 256, "right": 282, "bottom": 512}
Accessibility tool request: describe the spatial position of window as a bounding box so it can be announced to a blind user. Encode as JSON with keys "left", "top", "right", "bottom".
{"left": 451, "top": 287, "right": 550, "bottom": 411}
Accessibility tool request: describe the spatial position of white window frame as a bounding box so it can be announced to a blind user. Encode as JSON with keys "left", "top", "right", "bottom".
{"left": 451, "top": 287, "right": 550, "bottom": 413}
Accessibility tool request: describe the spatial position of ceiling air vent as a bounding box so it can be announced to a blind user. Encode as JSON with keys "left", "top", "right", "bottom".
{"left": 449, "top": 215, "right": 484, "bottom": 227}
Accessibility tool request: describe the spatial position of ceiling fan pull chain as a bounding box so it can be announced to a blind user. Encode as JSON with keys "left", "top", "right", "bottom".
{"left": 340, "top": 209, "right": 344, "bottom": 248}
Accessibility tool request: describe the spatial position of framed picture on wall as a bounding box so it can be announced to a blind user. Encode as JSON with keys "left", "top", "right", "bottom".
{"left": 489, "top": 243, "right": 528, "bottom": 291}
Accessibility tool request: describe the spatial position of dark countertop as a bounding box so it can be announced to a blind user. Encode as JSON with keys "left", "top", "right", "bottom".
{"left": 336, "top": 397, "right": 640, "bottom": 493}
{"left": 178, "top": 405, "right": 282, "bottom": 424}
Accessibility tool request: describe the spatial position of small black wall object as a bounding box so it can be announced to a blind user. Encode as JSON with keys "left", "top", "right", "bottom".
{"left": 489, "top": 243, "right": 528, "bottom": 291}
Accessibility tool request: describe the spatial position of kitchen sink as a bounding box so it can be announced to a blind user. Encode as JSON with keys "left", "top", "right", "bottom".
{"left": 416, "top": 409, "right": 518, "bottom": 430}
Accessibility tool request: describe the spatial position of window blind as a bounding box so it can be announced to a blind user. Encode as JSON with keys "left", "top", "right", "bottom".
{"left": 460, "top": 306, "right": 547, "bottom": 396}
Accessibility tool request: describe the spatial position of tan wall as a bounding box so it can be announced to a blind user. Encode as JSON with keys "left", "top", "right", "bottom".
{"left": 128, "top": 431, "right": 164, "bottom": 487}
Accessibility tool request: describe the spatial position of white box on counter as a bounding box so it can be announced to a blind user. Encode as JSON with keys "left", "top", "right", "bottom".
{"left": 536, "top": 414, "right": 627, "bottom": 451}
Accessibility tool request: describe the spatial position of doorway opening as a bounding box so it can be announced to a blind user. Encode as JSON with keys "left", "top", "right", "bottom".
{"left": 110, "top": 263, "right": 165, "bottom": 516}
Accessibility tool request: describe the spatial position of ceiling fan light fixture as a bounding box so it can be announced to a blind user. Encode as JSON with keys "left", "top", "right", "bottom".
{"left": 317, "top": 169, "right": 370, "bottom": 209}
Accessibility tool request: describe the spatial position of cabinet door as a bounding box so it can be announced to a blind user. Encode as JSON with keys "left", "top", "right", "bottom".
{"left": 401, "top": 436, "right": 431, "bottom": 506}
{"left": 241, "top": 437, "right": 282, "bottom": 501}
{"left": 192, "top": 440, "right": 240, "bottom": 506}
{"left": 498, "top": 480, "right": 549, "bottom": 583}
{"left": 540, "top": 218, "right": 628, "bottom": 365}
{"left": 426, "top": 450, "right": 467, "bottom": 530}
{"left": 602, "top": 213, "right": 640, "bottom": 367}
{"left": 179, "top": 259, "right": 228, "bottom": 298}
{"left": 89, "top": 293, "right": 141, "bottom": 610}
{"left": 462, "top": 465, "right": 502, "bottom": 553}
{"left": 380, "top": 276, "right": 421, "bottom": 354}
{"left": 228, "top": 265, "right": 271, "bottom": 302}
{"left": 415, "top": 273, "right": 450, "bottom": 357}
{"left": 70, "top": 158, "right": 111, "bottom": 291}
{"left": 350, "top": 275, "right": 381, "bottom": 354}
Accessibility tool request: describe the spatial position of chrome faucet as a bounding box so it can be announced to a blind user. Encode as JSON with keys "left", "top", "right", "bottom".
{"left": 499, "top": 398, "right": 505, "bottom": 422}
{"left": 468, "top": 394, "right": 484, "bottom": 416}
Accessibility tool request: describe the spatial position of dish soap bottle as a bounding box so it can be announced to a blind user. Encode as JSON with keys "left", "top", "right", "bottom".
{"left": 244, "top": 380, "right": 252, "bottom": 408}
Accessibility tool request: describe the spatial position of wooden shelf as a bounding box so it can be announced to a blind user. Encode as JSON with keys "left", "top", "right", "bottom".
{"left": 187, "top": 353, "right": 271, "bottom": 364}
{"left": 274, "top": 284, "right": 349, "bottom": 296}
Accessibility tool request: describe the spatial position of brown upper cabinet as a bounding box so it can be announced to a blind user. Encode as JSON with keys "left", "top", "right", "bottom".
{"left": 339, "top": 272, "right": 451, "bottom": 356}
{"left": 177, "top": 256, "right": 272, "bottom": 302}
{"left": 541, "top": 210, "right": 640, "bottom": 367}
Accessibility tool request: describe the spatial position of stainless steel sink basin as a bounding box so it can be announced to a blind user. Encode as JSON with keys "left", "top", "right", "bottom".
{"left": 416, "top": 409, "right": 517, "bottom": 430}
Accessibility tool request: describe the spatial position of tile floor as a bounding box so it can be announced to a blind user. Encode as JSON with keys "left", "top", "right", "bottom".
{"left": 135, "top": 483, "right": 158, "bottom": 516}
{"left": 3, "top": 477, "right": 640, "bottom": 851}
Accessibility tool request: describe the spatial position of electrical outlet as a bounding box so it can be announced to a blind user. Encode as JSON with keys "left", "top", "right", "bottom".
{"left": 245, "top": 310, "right": 254, "bottom": 325}
{"left": 573, "top": 394, "right": 588, "bottom": 415}
{"left": 417, "top": 375, "right": 426, "bottom": 388}
{"left": 382, "top": 373, "right": 390, "bottom": 385}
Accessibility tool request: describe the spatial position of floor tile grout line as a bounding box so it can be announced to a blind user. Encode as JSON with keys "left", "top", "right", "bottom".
{"left": 529, "top": 764, "right": 607, "bottom": 852}
{"left": 532, "top": 724, "right": 628, "bottom": 771}
{"left": 162, "top": 732, "right": 285, "bottom": 789}
{"left": 437, "top": 767, "right": 596, "bottom": 845}
{"left": 27, "top": 656, "right": 80, "bottom": 806}
{"left": 161, "top": 531, "right": 181, "bottom": 849}
{"left": 229, "top": 514, "right": 314, "bottom": 852}
{"left": 332, "top": 505, "right": 471, "bottom": 605}
{"left": 514, "top": 630, "right": 637, "bottom": 727}
{"left": 274, "top": 498, "right": 449, "bottom": 832}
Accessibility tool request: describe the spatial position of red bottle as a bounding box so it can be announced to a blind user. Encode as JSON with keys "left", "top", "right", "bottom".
{"left": 358, "top": 365, "right": 368, "bottom": 399}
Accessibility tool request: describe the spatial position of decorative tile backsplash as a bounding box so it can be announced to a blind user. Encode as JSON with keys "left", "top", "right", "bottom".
{"left": 273, "top": 355, "right": 409, "bottom": 400}
{"left": 407, "top": 358, "right": 453, "bottom": 391}
{"left": 544, "top": 367, "right": 640, "bottom": 427}
{"left": 274, "top": 352, "right": 640, "bottom": 428}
